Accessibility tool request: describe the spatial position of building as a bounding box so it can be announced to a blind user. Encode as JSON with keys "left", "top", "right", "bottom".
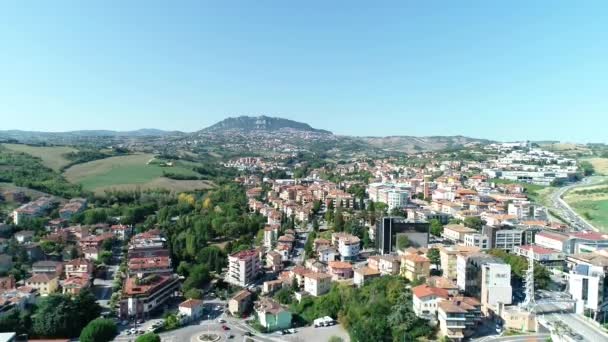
{"left": 440, "top": 245, "right": 480, "bottom": 282}
{"left": 368, "top": 255, "right": 401, "bottom": 275}
{"left": 228, "top": 290, "right": 253, "bottom": 316}
{"left": 263, "top": 280, "right": 285, "bottom": 295}
{"left": 62, "top": 275, "right": 91, "bottom": 295}
{"left": 376, "top": 217, "right": 430, "bottom": 254}
{"left": 266, "top": 251, "right": 283, "bottom": 272}
{"left": 412, "top": 284, "right": 449, "bottom": 318}
{"left": 32, "top": 260, "right": 63, "bottom": 277}
{"left": 353, "top": 266, "right": 381, "bottom": 287}
{"left": 437, "top": 298, "right": 482, "bottom": 341}
{"left": 568, "top": 264, "right": 607, "bottom": 320}
{"left": 263, "top": 225, "right": 279, "bottom": 250}
{"left": 427, "top": 276, "right": 459, "bottom": 296}
{"left": 14, "top": 230, "right": 34, "bottom": 244}
{"left": 303, "top": 272, "right": 332, "bottom": 296}
{"left": 119, "top": 274, "right": 180, "bottom": 319}
{"left": 443, "top": 224, "right": 477, "bottom": 243}
{"left": 513, "top": 244, "right": 564, "bottom": 270}
{"left": 25, "top": 274, "right": 59, "bottom": 295}
{"left": 401, "top": 254, "right": 430, "bottom": 282}
{"left": 327, "top": 261, "right": 353, "bottom": 280}
{"left": 226, "top": 249, "right": 261, "bottom": 287}
{"left": 317, "top": 246, "right": 338, "bottom": 263}
{"left": 534, "top": 230, "right": 569, "bottom": 252}
{"left": 332, "top": 233, "right": 360, "bottom": 261}
{"left": 12, "top": 197, "right": 53, "bottom": 225}
{"left": 255, "top": 297, "right": 292, "bottom": 332}
{"left": 64, "top": 258, "right": 94, "bottom": 278}
{"left": 179, "top": 299, "right": 204, "bottom": 321}
{"left": 128, "top": 256, "right": 172, "bottom": 277}
{"left": 59, "top": 198, "right": 87, "bottom": 220}
{"left": 457, "top": 253, "right": 512, "bottom": 310}
{"left": 482, "top": 226, "right": 524, "bottom": 251}
{"left": 463, "top": 233, "right": 490, "bottom": 250}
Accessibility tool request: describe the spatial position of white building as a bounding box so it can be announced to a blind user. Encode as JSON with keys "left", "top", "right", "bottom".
{"left": 493, "top": 229, "right": 523, "bottom": 251}
{"left": 332, "top": 233, "right": 360, "bottom": 261}
{"left": 387, "top": 190, "right": 409, "bottom": 210}
{"left": 463, "top": 233, "right": 489, "bottom": 249}
{"left": 568, "top": 264, "right": 605, "bottom": 317}
{"left": 443, "top": 224, "right": 477, "bottom": 243}
{"left": 412, "top": 284, "right": 449, "bottom": 318}
{"left": 226, "top": 249, "right": 261, "bottom": 287}
{"left": 481, "top": 262, "right": 512, "bottom": 308}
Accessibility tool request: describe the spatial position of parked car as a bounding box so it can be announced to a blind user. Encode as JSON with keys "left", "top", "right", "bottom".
{"left": 222, "top": 325, "right": 230, "bottom": 331}
{"left": 244, "top": 332, "right": 253, "bottom": 336}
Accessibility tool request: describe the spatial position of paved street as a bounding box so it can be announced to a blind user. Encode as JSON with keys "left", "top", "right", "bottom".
{"left": 540, "top": 312, "right": 608, "bottom": 342}
{"left": 550, "top": 176, "right": 606, "bottom": 232}
{"left": 474, "top": 334, "right": 550, "bottom": 342}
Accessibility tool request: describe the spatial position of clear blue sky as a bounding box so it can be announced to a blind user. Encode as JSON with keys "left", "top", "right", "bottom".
{"left": 1, "top": 1, "right": 607, "bottom": 142}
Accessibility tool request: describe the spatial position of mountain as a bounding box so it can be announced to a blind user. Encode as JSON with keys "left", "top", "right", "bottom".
{"left": 361, "top": 135, "right": 493, "bottom": 153}
{"left": 200, "top": 115, "right": 331, "bottom": 134}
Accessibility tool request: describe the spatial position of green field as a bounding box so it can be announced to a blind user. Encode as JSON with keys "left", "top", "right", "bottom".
{"left": 569, "top": 199, "right": 608, "bottom": 231}
{"left": 2, "top": 143, "right": 76, "bottom": 171}
{"left": 63, "top": 154, "right": 213, "bottom": 193}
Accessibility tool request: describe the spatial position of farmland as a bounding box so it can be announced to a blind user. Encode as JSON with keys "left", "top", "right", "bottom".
{"left": 63, "top": 153, "right": 214, "bottom": 194}
{"left": 583, "top": 157, "right": 608, "bottom": 175}
{"left": 563, "top": 176, "right": 608, "bottom": 231}
{"left": 2, "top": 143, "right": 76, "bottom": 171}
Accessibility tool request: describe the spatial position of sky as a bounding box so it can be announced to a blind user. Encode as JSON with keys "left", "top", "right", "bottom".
{"left": 1, "top": 1, "right": 607, "bottom": 142}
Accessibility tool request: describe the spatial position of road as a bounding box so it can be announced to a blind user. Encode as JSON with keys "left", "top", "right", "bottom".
{"left": 540, "top": 312, "right": 608, "bottom": 342}
{"left": 550, "top": 177, "right": 604, "bottom": 232}
{"left": 473, "top": 334, "right": 550, "bottom": 342}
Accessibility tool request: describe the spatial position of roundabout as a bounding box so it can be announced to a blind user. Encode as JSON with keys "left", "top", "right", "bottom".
{"left": 197, "top": 332, "right": 222, "bottom": 342}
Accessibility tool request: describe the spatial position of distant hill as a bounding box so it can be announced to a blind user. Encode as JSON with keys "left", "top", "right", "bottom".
{"left": 200, "top": 115, "right": 332, "bottom": 134}
{"left": 361, "top": 135, "right": 493, "bottom": 153}
{"left": 0, "top": 129, "right": 183, "bottom": 143}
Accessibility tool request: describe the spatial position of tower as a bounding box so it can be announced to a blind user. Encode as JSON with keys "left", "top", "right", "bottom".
{"left": 520, "top": 251, "right": 535, "bottom": 311}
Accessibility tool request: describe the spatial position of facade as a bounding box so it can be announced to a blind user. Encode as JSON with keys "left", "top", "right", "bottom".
{"left": 480, "top": 262, "right": 512, "bottom": 309}
{"left": 353, "top": 266, "right": 380, "bottom": 287}
{"left": 442, "top": 224, "right": 477, "bottom": 243}
{"left": 64, "top": 258, "right": 94, "bottom": 278}
{"left": 128, "top": 256, "right": 172, "bottom": 277}
{"left": 25, "top": 274, "right": 59, "bottom": 295}
{"left": 368, "top": 255, "right": 401, "bottom": 275}
{"left": 412, "top": 284, "right": 449, "bottom": 318}
{"left": 440, "top": 245, "right": 480, "bottom": 283}
{"left": 534, "top": 231, "right": 569, "bottom": 252}
{"left": 513, "top": 244, "right": 564, "bottom": 270}
{"left": 226, "top": 249, "right": 261, "bottom": 287}
{"left": 332, "top": 233, "right": 360, "bottom": 261}
{"left": 62, "top": 275, "right": 91, "bottom": 295}
{"left": 119, "top": 274, "right": 180, "bottom": 319}
{"left": 228, "top": 290, "right": 253, "bottom": 316}
{"left": 463, "top": 233, "right": 489, "bottom": 250}
{"left": 568, "top": 264, "right": 607, "bottom": 319}
{"left": 437, "top": 298, "right": 482, "bottom": 341}
{"left": 327, "top": 261, "right": 353, "bottom": 280}
{"left": 255, "top": 297, "right": 292, "bottom": 332}
{"left": 376, "top": 217, "right": 430, "bottom": 255}
{"left": 32, "top": 260, "right": 63, "bottom": 277}
{"left": 401, "top": 254, "right": 430, "bottom": 282}
{"left": 303, "top": 272, "right": 332, "bottom": 296}
{"left": 179, "top": 299, "right": 204, "bottom": 320}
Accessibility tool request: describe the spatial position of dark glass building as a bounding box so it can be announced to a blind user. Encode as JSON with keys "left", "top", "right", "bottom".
{"left": 376, "top": 217, "right": 430, "bottom": 254}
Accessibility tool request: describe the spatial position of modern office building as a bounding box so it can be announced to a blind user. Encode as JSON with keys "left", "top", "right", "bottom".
{"left": 376, "top": 217, "right": 429, "bottom": 255}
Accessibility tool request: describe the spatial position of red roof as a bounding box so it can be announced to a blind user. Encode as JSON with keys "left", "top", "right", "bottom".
{"left": 537, "top": 231, "right": 569, "bottom": 242}
{"left": 518, "top": 244, "right": 560, "bottom": 255}
{"left": 570, "top": 231, "right": 608, "bottom": 241}
{"left": 179, "top": 298, "right": 204, "bottom": 309}
{"left": 412, "top": 284, "right": 449, "bottom": 299}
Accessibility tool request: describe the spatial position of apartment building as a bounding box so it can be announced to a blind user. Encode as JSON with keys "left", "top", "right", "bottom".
{"left": 119, "top": 274, "right": 180, "bottom": 319}
{"left": 463, "top": 233, "right": 489, "bottom": 249}
{"left": 332, "top": 233, "right": 360, "bottom": 261}
{"left": 303, "top": 272, "right": 332, "bottom": 296}
{"left": 128, "top": 256, "right": 172, "bottom": 278}
{"left": 227, "top": 249, "right": 261, "bottom": 287}
{"left": 25, "top": 274, "right": 59, "bottom": 295}
{"left": 327, "top": 261, "right": 353, "bottom": 280}
{"left": 458, "top": 254, "right": 512, "bottom": 310}
{"left": 368, "top": 255, "right": 401, "bottom": 275}
{"left": 568, "top": 264, "right": 607, "bottom": 320}
{"left": 229, "top": 289, "right": 253, "bottom": 316}
{"left": 442, "top": 224, "right": 477, "bottom": 243}
{"left": 401, "top": 254, "right": 430, "bottom": 282}
{"left": 513, "top": 244, "right": 564, "bottom": 270}
{"left": 440, "top": 245, "right": 480, "bottom": 283}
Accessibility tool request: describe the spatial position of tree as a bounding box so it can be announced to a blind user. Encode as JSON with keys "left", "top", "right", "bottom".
{"left": 334, "top": 210, "right": 345, "bottom": 232}
{"left": 185, "top": 288, "right": 203, "bottom": 300}
{"left": 99, "top": 251, "right": 113, "bottom": 265}
{"left": 429, "top": 219, "right": 443, "bottom": 237}
{"left": 328, "top": 337, "right": 344, "bottom": 342}
{"left": 396, "top": 235, "right": 409, "bottom": 251}
{"left": 464, "top": 217, "right": 485, "bottom": 230}
{"left": 427, "top": 248, "right": 440, "bottom": 268}
{"left": 79, "top": 318, "right": 118, "bottom": 342}
{"left": 135, "top": 333, "right": 161, "bottom": 342}
{"left": 274, "top": 287, "right": 294, "bottom": 305}
{"left": 182, "top": 265, "right": 210, "bottom": 292}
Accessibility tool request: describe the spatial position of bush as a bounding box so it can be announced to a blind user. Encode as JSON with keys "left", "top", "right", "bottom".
{"left": 80, "top": 318, "right": 117, "bottom": 342}
{"left": 135, "top": 333, "right": 161, "bottom": 342}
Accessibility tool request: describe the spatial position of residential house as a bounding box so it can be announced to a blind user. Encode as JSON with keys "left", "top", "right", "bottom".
{"left": 25, "top": 274, "right": 59, "bottom": 295}
{"left": 303, "top": 272, "right": 332, "bottom": 296}
{"left": 255, "top": 297, "right": 292, "bottom": 332}
{"left": 353, "top": 267, "right": 381, "bottom": 287}
{"left": 401, "top": 254, "right": 430, "bottom": 282}
{"left": 228, "top": 290, "right": 252, "bottom": 316}
{"left": 179, "top": 299, "right": 204, "bottom": 321}
{"left": 327, "top": 261, "right": 353, "bottom": 280}
{"left": 412, "top": 284, "right": 449, "bottom": 318}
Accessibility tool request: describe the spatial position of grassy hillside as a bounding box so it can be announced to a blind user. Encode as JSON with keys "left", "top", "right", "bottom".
{"left": 2, "top": 143, "right": 76, "bottom": 171}
{"left": 63, "top": 154, "right": 213, "bottom": 194}
{"left": 583, "top": 157, "right": 608, "bottom": 175}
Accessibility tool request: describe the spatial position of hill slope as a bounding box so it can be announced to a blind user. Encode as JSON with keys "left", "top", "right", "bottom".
{"left": 362, "top": 135, "right": 493, "bottom": 153}
{"left": 200, "top": 115, "right": 331, "bottom": 134}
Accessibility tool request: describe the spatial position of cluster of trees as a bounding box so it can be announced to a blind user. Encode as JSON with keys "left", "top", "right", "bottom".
{"left": 291, "top": 276, "right": 435, "bottom": 341}
{"left": 62, "top": 148, "right": 126, "bottom": 170}
{"left": 0, "top": 147, "right": 83, "bottom": 198}
{"left": 579, "top": 161, "right": 595, "bottom": 177}
{"left": 0, "top": 290, "right": 103, "bottom": 339}
{"left": 488, "top": 249, "right": 551, "bottom": 289}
